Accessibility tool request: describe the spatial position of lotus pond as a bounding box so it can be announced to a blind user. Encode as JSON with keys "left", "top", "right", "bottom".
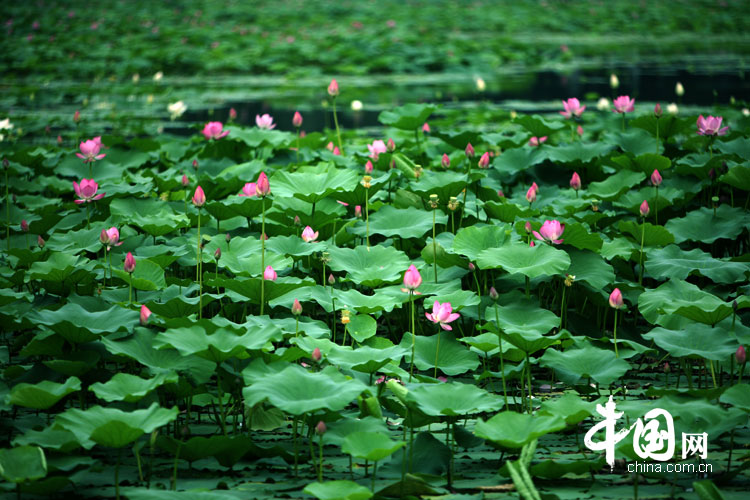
{"left": 3, "top": 2, "right": 750, "bottom": 500}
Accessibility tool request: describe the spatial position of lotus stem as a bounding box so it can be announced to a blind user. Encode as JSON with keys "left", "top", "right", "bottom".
{"left": 655, "top": 118, "right": 660, "bottom": 154}
{"left": 622, "top": 113, "right": 626, "bottom": 132}
{"left": 494, "top": 305, "right": 508, "bottom": 408}
{"left": 708, "top": 360, "right": 717, "bottom": 388}
{"left": 293, "top": 417, "right": 299, "bottom": 477}
{"left": 639, "top": 218, "right": 646, "bottom": 285}
{"left": 171, "top": 442, "right": 181, "bottom": 490}
{"left": 128, "top": 272, "right": 133, "bottom": 305}
{"left": 115, "top": 447, "right": 121, "bottom": 500}
{"left": 86, "top": 202, "right": 90, "bottom": 229}
{"left": 216, "top": 371, "right": 227, "bottom": 436}
{"left": 432, "top": 208, "right": 437, "bottom": 283}
{"left": 260, "top": 197, "right": 266, "bottom": 315}
{"left": 409, "top": 291, "right": 416, "bottom": 382}
{"left": 332, "top": 98, "right": 343, "bottom": 154}
{"left": 434, "top": 329, "right": 441, "bottom": 378}
{"left": 525, "top": 276, "right": 530, "bottom": 298}
{"left": 295, "top": 316, "right": 299, "bottom": 338}
{"left": 613, "top": 309, "right": 619, "bottom": 358}
{"left": 654, "top": 186, "right": 659, "bottom": 225}
{"left": 570, "top": 123, "right": 575, "bottom": 142}
{"left": 296, "top": 129, "right": 300, "bottom": 166}
{"left": 526, "top": 352, "right": 533, "bottom": 413}
{"left": 365, "top": 188, "right": 370, "bottom": 248}
{"left": 371, "top": 460, "right": 377, "bottom": 491}
{"left": 560, "top": 279, "right": 566, "bottom": 329}
{"left": 197, "top": 209, "right": 202, "bottom": 319}
{"left": 318, "top": 434, "right": 324, "bottom": 482}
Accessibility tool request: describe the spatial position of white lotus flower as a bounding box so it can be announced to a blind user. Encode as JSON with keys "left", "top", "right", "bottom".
{"left": 168, "top": 101, "right": 187, "bottom": 120}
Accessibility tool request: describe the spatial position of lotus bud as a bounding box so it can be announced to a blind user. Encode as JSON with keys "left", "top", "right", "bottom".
{"left": 733, "top": 299, "right": 738, "bottom": 312}
{"left": 312, "top": 347, "right": 322, "bottom": 363}
{"left": 354, "top": 205, "right": 362, "bottom": 218}
{"left": 465, "top": 142, "right": 475, "bottom": 158}
{"left": 181, "top": 174, "right": 189, "bottom": 187}
{"left": 100, "top": 228, "right": 109, "bottom": 245}
{"left": 293, "top": 111, "right": 303, "bottom": 128}
{"left": 328, "top": 273, "right": 335, "bottom": 285}
{"left": 609, "top": 73, "right": 619, "bottom": 89}
{"left": 37, "top": 235, "right": 45, "bottom": 248}
{"left": 525, "top": 221, "right": 532, "bottom": 233}
{"left": 292, "top": 299, "right": 303, "bottom": 316}
{"left": 529, "top": 240, "right": 535, "bottom": 247}
{"left": 57, "top": 135, "right": 63, "bottom": 144}
{"left": 664, "top": 362, "right": 670, "bottom": 373}
{"left": 365, "top": 160, "right": 373, "bottom": 174}
{"left": 140, "top": 304, "right": 151, "bottom": 325}
{"left": 327, "top": 79, "right": 339, "bottom": 97}
{"left": 387, "top": 138, "right": 395, "bottom": 152}
{"left": 441, "top": 154, "right": 450, "bottom": 169}
{"left": 192, "top": 159, "right": 199, "bottom": 170}
{"left": 214, "top": 247, "right": 221, "bottom": 260}
{"left": 422, "top": 123, "right": 430, "bottom": 133}
{"left": 675, "top": 82, "right": 684, "bottom": 97}
{"left": 20, "top": 220, "right": 28, "bottom": 232}
{"left": 192, "top": 186, "right": 206, "bottom": 207}
{"left": 263, "top": 265, "right": 277, "bottom": 281}
{"left": 708, "top": 168, "right": 715, "bottom": 180}
{"left": 73, "top": 110, "right": 81, "bottom": 123}
{"left": 301, "top": 226, "right": 319, "bottom": 243}
{"left": 651, "top": 169, "right": 662, "bottom": 187}
{"left": 577, "top": 125, "right": 584, "bottom": 137}
{"left": 478, "top": 152, "right": 490, "bottom": 168}
{"left": 256, "top": 172, "right": 270, "bottom": 197}
{"left": 608, "top": 288, "right": 624, "bottom": 309}
{"left": 489, "top": 287, "right": 499, "bottom": 301}
{"left": 525, "top": 186, "right": 537, "bottom": 203}
{"left": 640, "top": 200, "right": 650, "bottom": 217}
{"left": 124, "top": 252, "right": 136, "bottom": 273}
{"left": 737, "top": 345, "right": 746, "bottom": 364}
{"left": 229, "top": 107, "right": 237, "bottom": 121}
{"left": 531, "top": 181, "right": 539, "bottom": 193}
{"left": 403, "top": 264, "right": 422, "bottom": 291}
{"left": 468, "top": 262, "right": 475, "bottom": 272}
{"left": 654, "top": 103, "right": 662, "bottom": 117}
{"left": 570, "top": 172, "right": 581, "bottom": 191}
{"left": 315, "top": 420, "right": 326, "bottom": 435}
{"left": 498, "top": 190, "right": 505, "bottom": 198}
{"left": 225, "top": 232, "right": 231, "bottom": 243}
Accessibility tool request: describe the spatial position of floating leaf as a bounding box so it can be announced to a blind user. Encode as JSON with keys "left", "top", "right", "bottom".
{"left": 0, "top": 446, "right": 47, "bottom": 483}
{"left": 477, "top": 242, "right": 570, "bottom": 279}
{"left": 304, "top": 481, "right": 373, "bottom": 500}
{"left": 665, "top": 206, "right": 750, "bottom": 244}
{"left": 475, "top": 412, "right": 566, "bottom": 449}
{"left": 8, "top": 377, "right": 81, "bottom": 410}
{"left": 341, "top": 431, "right": 406, "bottom": 461}
{"left": 539, "top": 343, "right": 630, "bottom": 386}
{"left": 327, "top": 245, "right": 409, "bottom": 287}
{"left": 642, "top": 324, "right": 738, "bottom": 361}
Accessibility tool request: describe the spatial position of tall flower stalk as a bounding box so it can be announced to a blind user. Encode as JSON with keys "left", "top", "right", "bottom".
{"left": 256, "top": 173, "right": 270, "bottom": 314}
{"left": 362, "top": 175, "right": 372, "bottom": 248}
{"left": 192, "top": 186, "right": 206, "bottom": 319}
{"left": 429, "top": 194, "right": 439, "bottom": 283}
{"left": 638, "top": 201, "right": 649, "bottom": 285}
{"left": 489, "top": 288, "right": 508, "bottom": 407}
{"left": 402, "top": 265, "right": 422, "bottom": 381}
{"left": 328, "top": 79, "right": 343, "bottom": 154}
{"left": 609, "top": 288, "right": 624, "bottom": 358}
{"left": 651, "top": 169, "right": 662, "bottom": 225}
{"left": 425, "top": 301, "right": 460, "bottom": 378}
{"left": 124, "top": 252, "right": 136, "bottom": 305}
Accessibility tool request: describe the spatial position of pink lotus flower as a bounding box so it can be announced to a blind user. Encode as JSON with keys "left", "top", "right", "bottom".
{"left": 524, "top": 221, "right": 532, "bottom": 233}
{"left": 651, "top": 169, "right": 662, "bottom": 187}
{"left": 181, "top": 174, "right": 189, "bottom": 187}
{"left": 140, "top": 304, "right": 151, "bottom": 325}
{"left": 38, "top": 235, "right": 45, "bottom": 248}
{"left": 532, "top": 220, "right": 565, "bottom": 244}
{"left": 531, "top": 182, "right": 539, "bottom": 194}
{"left": 256, "top": 172, "right": 270, "bottom": 197}
{"left": 21, "top": 220, "right": 28, "bottom": 232}
{"left": 315, "top": 420, "right": 326, "bottom": 434}
{"left": 425, "top": 301, "right": 460, "bottom": 331}
{"left": 529, "top": 240, "right": 535, "bottom": 247}
{"left": 529, "top": 136, "right": 547, "bottom": 147}
{"left": 328, "top": 79, "right": 339, "bottom": 97}
{"left": 73, "top": 110, "right": 80, "bottom": 123}
{"left": 229, "top": 108, "right": 237, "bottom": 121}
{"left": 239, "top": 182, "right": 257, "bottom": 197}
{"left": 525, "top": 186, "right": 536, "bottom": 203}
{"left": 608, "top": 288, "right": 624, "bottom": 309}
{"left": 639, "top": 200, "right": 650, "bottom": 217}
{"left": 301, "top": 226, "right": 318, "bottom": 242}
{"left": 737, "top": 345, "right": 746, "bottom": 364}
{"left": 570, "top": 172, "right": 581, "bottom": 191}
{"left": 387, "top": 138, "right": 396, "bottom": 152}
{"left": 613, "top": 95, "right": 635, "bottom": 114}
{"left": 73, "top": 179, "right": 105, "bottom": 204}
{"left": 214, "top": 247, "right": 221, "bottom": 260}
{"left": 560, "top": 98, "right": 585, "bottom": 119}
{"left": 365, "top": 160, "right": 373, "bottom": 174}
{"left": 441, "top": 154, "right": 450, "bottom": 169}
{"left": 202, "top": 121, "right": 229, "bottom": 140}
{"left": 402, "top": 264, "right": 422, "bottom": 291}
{"left": 326, "top": 141, "right": 335, "bottom": 151}
{"left": 327, "top": 273, "right": 336, "bottom": 285}
{"left": 354, "top": 205, "right": 362, "bottom": 218}
{"left": 577, "top": 125, "right": 584, "bottom": 137}
{"left": 76, "top": 139, "right": 106, "bottom": 163}
{"left": 192, "top": 186, "right": 206, "bottom": 207}
{"left": 263, "top": 265, "right": 277, "bottom": 281}
{"left": 332, "top": 147, "right": 341, "bottom": 155}
{"left": 124, "top": 252, "right": 136, "bottom": 273}
{"left": 255, "top": 113, "right": 276, "bottom": 130}
{"left": 478, "top": 152, "right": 490, "bottom": 168}
{"left": 465, "top": 143, "right": 475, "bottom": 158}
{"left": 293, "top": 111, "right": 303, "bottom": 127}
{"left": 367, "top": 140, "right": 387, "bottom": 160}
{"left": 696, "top": 115, "right": 729, "bottom": 136}
{"left": 292, "top": 298, "right": 303, "bottom": 316}
{"left": 422, "top": 122, "right": 430, "bottom": 133}
{"left": 100, "top": 227, "right": 122, "bottom": 250}
{"left": 654, "top": 103, "right": 662, "bottom": 117}
{"left": 489, "top": 287, "right": 499, "bottom": 301}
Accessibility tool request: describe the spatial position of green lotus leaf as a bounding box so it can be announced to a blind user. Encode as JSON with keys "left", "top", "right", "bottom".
{"left": 557, "top": 223, "right": 603, "bottom": 252}
{"left": 638, "top": 279, "right": 749, "bottom": 326}
{"left": 495, "top": 328, "right": 563, "bottom": 355}
{"left": 491, "top": 147, "right": 545, "bottom": 176}
{"left": 225, "top": 126, "right": 293, "bottom": 148}
{"left": 642, "top": 324, "right": 738, "bottom": 361}
{"left": 567, "top": 249, "right": 616, "bottom": 290}
{"left": 486, "top": 301, "right": 559, "bottom": 336}
{"left": 615, "top": 185, "right": 683, "bottom": 215}
{"left": 155, "top": 324, "right": 280, "bottom": 364}
{"left": 545, "top": 141, "right": 613, "bottom": 164}
{"left": 346, "top": 314, "right": 378, "bottom": 343}
{"left": 55, "top": 403, "right": 178, "bottom": 449}
{"left": 210, "top": 275, "right": 314, "bottom": 303}
{"left": 327, "top": 245, "right": 409, "bottom": 287}
{"left": 477, "top": 241, "right": 570, "bottom": 279}
{"left": 112, "top": 258, "right": 166, "bottom": 291}
{"left": 29, "top": 302, "right": 139, "bottom": 344}
{"left": 587, "top": 170, "right": 646, "bottom": 200}
{"left": 350, "top": 205, "right": 447, "bottom": 240}
{"left": 123, "top": 489, "right": 240, "bottom": 500}
{"left": 155, "top": 434, "right": 292, "bottom": 467}
{"left": 401, "top": 332, "right": 480, "bottom": 376}
{"left": 432, "top": 129, "right": 481, "bottom": 150}
{"left": 605, "top": 128, "right": 659, "bottom": 156}
{"left": 13, "top": 427, "right": 80, "bottom": 454}
{"left": 719, "top": 163, "right": 750, "bottom": 191}
{"left": 109, "top": 198, "right": 190, "bottom": 236}
{"left": 42, "top": 350, "right": 100, "bottom": 377}
{"left": 630, "top": 114, "right": 692, "bottom": 140}
{"left": 243, "top": 365, "right": 368, "bottom": 415}
{"left": 483, "top": 200, "right": 527, "bottom": 223}
{"left": 451, "top": 224, "right": 511, "bottom": 261}
{"left": 8, "top": 377, "right": 81, "bottom": 410}
{"left": 406, "top": 381, "right": 503, "bottom": 416}
{"left": 323, "top": 417, "right": 389, "bottom": 447}
{"left": 326, "top": 345, "right": 405, "bottom": 374}
{"left": 0, "top": 446, "right": 47, "bottom": 484}
{"left": 646, "top": 245, "right": 749, "bottom": 283}
{"left": 665, "top": 206, "right": 750, "bottom": 244}
{"left": 538, "top": 393, "right": 596, "bottom": 425}
{"left": 27, "top": 252, "right": 97, "bottom": 285}
{"left": 719, "top": 384, "right": 750, "bottom": 412}
{"left": 515, "top": 114, "right": 566, "bottom": 137}
{"left": 600, "top": 237, "right": 637, "bottom": 261}
{"left": 101, "top": 330, "right": 215, "bottom": 385}
{"left": 474, "top": 412, "right": 566, "bottom": 449}
{"left": 145, "top": 292, "right": 214, "bottom": 318}
{"left": 714, "top": 137, "right": 750, "bottom": 160}
{"left": 220, "top": 194, "right": 267, "bottom": 219}
{"left": 44, "top": 227, "right": 103, "bottom": 254}
{"left": 265, "top": 235, "right": 327, "bottom": 257}
{"left": 611, "top": 153, "right": 671, "bottom": 175}
{"left": 341, "top": 431, "right": 406, "bottom": 462}
{"left": 271, "top": 166, "right": 359, "bottom": 204}
{"left": 304, "top": 480, "right": 373, "bottom": 500}
{"left": 539, "top": 343, "right": 630, "bottom": 386}
{"left": 407, "top": 170, "right": 469, "bottom": 203}
{"left": 378, "top": 103, "right": 437, "bottom": 130}
{"left": 618, "top": 221, "right": 675, "bottom": 247}
{"left": 90, "top": 372, "right": 178, "bottom": 403}
{"left": 208, "top": 236, "right": 293, "bottom": 277}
